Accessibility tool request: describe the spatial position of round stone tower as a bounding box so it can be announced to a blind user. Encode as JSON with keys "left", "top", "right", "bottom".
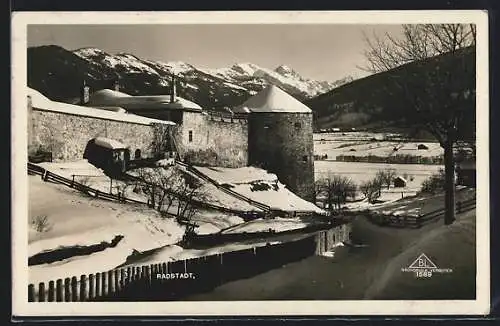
{"left": 240, "top": 85, "right": 315, "bottom": 202}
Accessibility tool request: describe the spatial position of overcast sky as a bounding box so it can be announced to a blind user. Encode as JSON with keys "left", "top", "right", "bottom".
{"left": 28, "top": 24, "right": 403, "bottom": 81}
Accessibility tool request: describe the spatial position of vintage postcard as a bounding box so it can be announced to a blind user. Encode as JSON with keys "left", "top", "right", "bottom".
{"left": 11, "top": 10, "right": 490, "bottom": 317}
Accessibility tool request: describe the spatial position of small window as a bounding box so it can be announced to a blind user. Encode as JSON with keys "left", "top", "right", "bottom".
{"left": 188, "top": 131, "right": 193, "bottom": 142}
{"left": 302, "top": 155, "right": 308, "bottom": 163}
{"left": 294, "top": 122, "right": 301, "bottom": 129}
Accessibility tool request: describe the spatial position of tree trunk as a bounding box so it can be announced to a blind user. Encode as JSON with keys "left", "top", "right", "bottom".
{"left": 443, "top": 141, "right": 456, "bottom": 225}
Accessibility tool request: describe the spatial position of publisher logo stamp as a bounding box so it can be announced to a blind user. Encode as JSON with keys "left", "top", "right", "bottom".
{"left": 401, "top": 253, "right": 453, "bottom": 278}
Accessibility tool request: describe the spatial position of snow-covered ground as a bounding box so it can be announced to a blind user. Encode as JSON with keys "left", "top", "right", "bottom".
{"left": 194, "top": 166, "right": 325, "bottom": 214}
{"left": 367, "top": 187, "right": 475, "bottom": 217}
{"left": 220, "top": 217, "right": 313, "bottom": 234}
{"left": 315, "top": 160, "right": 442, "bottom": 189}
{"left": 28, "top": 175, "right": 185, "bottom": 285}
{"left": 313, "top": 132, "right": 443, "bottom": 159}
{"left": 314, "top": 140, "right": 443, "bottom": 159}
{"left": 129, "top": 165, "right": 259, "bottom": 212}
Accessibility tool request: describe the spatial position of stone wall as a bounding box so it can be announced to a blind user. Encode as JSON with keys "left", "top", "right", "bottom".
{"left": 248, "top": 112, "right": 315, "bottom": 202}
{"left": 176, "top": 111, "right": 249, "bottom": 168}
{"left": 29, "top": 108, "right": 169, "bottom": 162}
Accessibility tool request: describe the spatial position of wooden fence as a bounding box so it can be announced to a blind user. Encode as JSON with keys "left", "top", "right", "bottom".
{"left": 28, "top": 224, "right": 351, "bottom": 302}
{"left": 368, "top": 197, "right": 476, "bottom": 228}
{"left": 123, "top": 170, "right": 265, "bottom": 220}
{"left": 178, "top": 162, "right": 272, "bottom": 213}
{"left": 28, "top": 162, "right": 147, "bottom": 205}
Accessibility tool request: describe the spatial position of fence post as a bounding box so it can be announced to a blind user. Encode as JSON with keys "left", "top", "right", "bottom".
{"left": 135, "top": 267, "right": 141, "bottom": 282}
{"left": 101, "top": 271, "right": 107, "bottom": 297}
{"left": 71, "top": 175, "right": 75, "bottom": 188}
{"left": 79, "top": 275, "right": 87, "bottom": 302}
{"left": 56, "top": 279, "right": 63, "bottom": 302}
{"left": 108, "top": 270, "right": 114, "bottom": 297}
{"left": 162, "top": 262, "right": 168, "bottom": 274}
{"left": 126, "top": 267, "right": 132, "bottom": 285}
{"left": 88, "top": 274, "right": 94, "bottom": 300}
{"left": 48, "top": 280, "right": 55, "bottom": 302}
{"left": 95, "top": 273, "right": 101, "bottom": 299}
{"left": 28, "top": 284, "right": 35, "bottom": 302}
{"left": 71, "top": 276, "right": 78, "bottom": 302}
{"left": 114, "top": 269, "right": 120, "bottom": 293}
{"left": 64, "top": 278, "right": 71, "bottom": 302}
{"left": 120, "top": 268, "right": 126, "bottom": 291}
{"left": 146, "top": 265, "right": 151, "bottom": 287}
{"left": 38, "top": 282, "right": 46, "bottom": 302}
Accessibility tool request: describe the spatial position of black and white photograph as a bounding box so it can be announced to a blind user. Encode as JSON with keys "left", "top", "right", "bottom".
{"left": 11, "top": 11, "right": 489, "bottom": 316}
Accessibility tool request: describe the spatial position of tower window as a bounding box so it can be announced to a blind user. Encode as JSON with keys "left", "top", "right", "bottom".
{"left": 302, "top": 155, "right": 308, "bottom": 163}
{"left": 188, "top": 131, "right": 193, "bottom": 142}
{"left": 294, "top": 122, "right": 301, "bottom": 129}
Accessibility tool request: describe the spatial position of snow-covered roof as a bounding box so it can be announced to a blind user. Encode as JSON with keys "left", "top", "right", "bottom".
{"left": 94, "top": 137, "right": 127, "bottom": 149}
{"left": 88, "top": 89, "right": 203, "bottom": 112}
{"left": 28, "top": 88, "right": 175, "bottom": 126}
{"left": 236, "top": 84, "right": 311, "bottom": 113}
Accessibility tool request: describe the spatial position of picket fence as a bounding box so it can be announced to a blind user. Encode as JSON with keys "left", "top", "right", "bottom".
{"left": 28, "top": 225, "right": 351, "bottom": 302}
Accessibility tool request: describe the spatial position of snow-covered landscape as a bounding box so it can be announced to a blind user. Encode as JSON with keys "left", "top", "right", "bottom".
{"left": 21, "top": 21, "right": 479, "bottom": 307}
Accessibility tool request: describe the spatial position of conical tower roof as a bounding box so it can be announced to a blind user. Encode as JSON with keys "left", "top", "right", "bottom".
{"left": 237, "top": 84, "right": 311, "bottom": 113}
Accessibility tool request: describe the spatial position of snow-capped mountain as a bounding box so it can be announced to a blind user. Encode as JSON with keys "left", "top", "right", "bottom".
{"left": 28, "top": 45, "right": 353, "bottom": 109}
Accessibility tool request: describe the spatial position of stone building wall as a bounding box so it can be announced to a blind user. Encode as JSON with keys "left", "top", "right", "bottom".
{"left": 29, "top": 108, "right": 169, "bottom": 162}
{"left": 175, "top": 111, "right": 249, "bottom": 168}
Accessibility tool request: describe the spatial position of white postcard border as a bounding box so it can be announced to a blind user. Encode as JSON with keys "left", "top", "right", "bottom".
{"left": 11, "top": 10, "right": 490, "bottom": 316}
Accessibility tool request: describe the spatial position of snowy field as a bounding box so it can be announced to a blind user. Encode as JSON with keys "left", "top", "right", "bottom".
{"left": 28, "top": 175, "right": 185, "bottom": 285}
{"left": 314, "top": 132, "right": 443, "bottom": 159}
{"left": 315, "top": 161, "right": 442, "bottom": 190}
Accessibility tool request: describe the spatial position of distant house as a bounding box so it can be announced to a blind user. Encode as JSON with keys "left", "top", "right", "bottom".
{"left": 417, "top": 144, "right": 429, "bottom": 150}
{"left": 457, "top": 160, "right": 476, "bottom": 187}
{"left": 393, "top": 176, "right": 407, "bottom": 188}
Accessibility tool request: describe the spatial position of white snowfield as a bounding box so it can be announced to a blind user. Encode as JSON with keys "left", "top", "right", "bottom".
{"left": 28, "top": 175, "right": 185, "bottom": 285}
{"left": 28, "top": 88, "right": 175, "bottom": 126}
{"left": 368, "top": 187, "right": 475, "bottom": 217}
{"left": 194, "top": 166, "right": 325, "bottom": 214}
{"left": 220, "top": 217, "right": 311, "bottom": 234}
{"left": 314, "top": 139, "right": 443, "bottom": 159}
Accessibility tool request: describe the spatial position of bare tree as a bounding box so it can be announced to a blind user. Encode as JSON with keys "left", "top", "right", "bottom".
{"left": 360, "top": 175, "right": 384, "bottom": 204}
{"left": 133, "top": 166, "right": 207, "bottom": 234}
{"left": 316, "top": 174, "right": 357, "bottom": 211}
{"left": 360, "top": 24, "right": 476, "bottom": 225}
{"left": 376, "top": 169, "right": 397, "bottom": 189}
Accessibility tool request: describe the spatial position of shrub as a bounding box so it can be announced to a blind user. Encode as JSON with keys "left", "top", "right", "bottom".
{"left": 420, "top": 169, "right": 446, "bottom": 194}
{"left": 30, "top": 215, "right": 52, "bottom": 233}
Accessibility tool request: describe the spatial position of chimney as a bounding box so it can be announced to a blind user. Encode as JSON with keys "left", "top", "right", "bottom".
{"left": 170, "top": 74, "right": 177, "bottom": 103}
{"left": 81, "top": 80, "right": 90, "bottom": 105}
